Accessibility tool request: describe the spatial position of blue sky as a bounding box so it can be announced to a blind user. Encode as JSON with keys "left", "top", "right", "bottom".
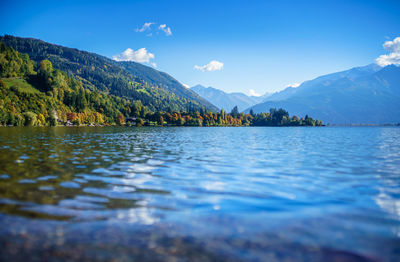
{"left": 1, "top": 0, "right": 399, "bottom": 95}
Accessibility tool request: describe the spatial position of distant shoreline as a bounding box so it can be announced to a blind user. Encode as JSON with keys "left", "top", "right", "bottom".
{"left": 3, "top": 124, "right": 400, "bottom": 128}
{"left": 326, "top": 123, "right": 400, "bottom": 127}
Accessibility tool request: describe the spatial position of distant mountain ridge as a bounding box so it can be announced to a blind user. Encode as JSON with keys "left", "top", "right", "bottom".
{"left": 246, "top": 64, "right": 400, "bottom": 124}
{"left": 0, "top": 35, "right": 218, "bottom": 112}
{"left": 191, "top": 85, "right": 270, "bottom": 112}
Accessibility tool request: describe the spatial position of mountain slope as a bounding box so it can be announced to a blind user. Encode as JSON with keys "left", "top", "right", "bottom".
{"left": 119, "top": 62, "right": 216, "bottom": 110}
{"left": 0, "top": 35, "right": 218, "bottom": 112}
{"left": 0, "top": 42, "right": 139, "bottom": 126}
{"left": 246, "top": 64, "right": 400, "bottom": 124}
{"left": 191, "top": 85, "right": 270, "bottom": 112}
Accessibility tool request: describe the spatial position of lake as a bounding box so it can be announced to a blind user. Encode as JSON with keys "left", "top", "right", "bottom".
{"left": 0, "top": 126, "right": 399, "bottom": 261}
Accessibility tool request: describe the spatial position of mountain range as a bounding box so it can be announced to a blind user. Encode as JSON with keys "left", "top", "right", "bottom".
{"left": 191, "top": 85, "right": 271, "bottom": 112}
{"left": 1, "top": 35, "right": 399, "bottom": 125}
{"left": 245, "top": 64, "right": 400, "bottom": 124}
{"left": 0, "top": 35, "right": 218, "bottom": 112}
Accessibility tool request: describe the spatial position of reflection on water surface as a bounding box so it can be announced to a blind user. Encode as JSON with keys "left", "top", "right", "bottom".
{"left": 0, "top": 127, "right": 399, "bottom": 261}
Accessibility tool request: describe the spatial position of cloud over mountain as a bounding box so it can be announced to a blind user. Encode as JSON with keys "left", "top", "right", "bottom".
{"left": 285, "top": 83, "right": 300, "bottom": 88}
{"left": 194, "top": 60, "right": 224, "bottom": 71}
{"left": 113, "top": 48, "right": 156, "bottom": 67}
{"left": 248, "top": 89, "right": 261, "bottom": 97}
{"left": 376, "top": 37, "right": 400, "bottom": 66}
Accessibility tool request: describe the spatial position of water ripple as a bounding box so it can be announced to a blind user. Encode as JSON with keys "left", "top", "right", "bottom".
{"left": 0, "top": 126, "right": 399, "bottom": 261}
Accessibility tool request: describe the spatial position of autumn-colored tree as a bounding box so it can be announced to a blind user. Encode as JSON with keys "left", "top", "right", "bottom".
{"left": 136, "top": 118, "right": 144, "bottom": 127}
{"left": 37, "top": 113, "right": 45, "bottom": 126}
{"left": 95, "top": 112, "right": 104, "bottom": 124}
{"left": 116, "top": 113, "right": 125, "bottom": 126}
{"left": 67, "top": 112, "right": 77, "bottom": 122}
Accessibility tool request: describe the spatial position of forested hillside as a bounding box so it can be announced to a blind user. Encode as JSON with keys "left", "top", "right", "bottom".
{"left": 0, "top": 42, "right": 147, "bottom": 126}
{"left": 0, "top": 40, "right": 322, "bottom": 127}
{"left": 119, "top": 62, "right": 215, "bottom": 109}
{"left": 0, "top": 35, "right": 218, "bottom": 112}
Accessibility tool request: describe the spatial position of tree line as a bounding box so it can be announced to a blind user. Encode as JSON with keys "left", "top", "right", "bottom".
{"left": 140, "top": 106, "right": 322, "bottom": 127}
{"left": 0, "top": 42, "right": 322, "bottom": 127}
{"left": 0, "top": 35, "right": 215, "bottom": 112}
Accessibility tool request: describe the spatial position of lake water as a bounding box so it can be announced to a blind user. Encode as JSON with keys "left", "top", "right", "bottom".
{"left": 0, "top": 127, "right": 399, "bottom": 261}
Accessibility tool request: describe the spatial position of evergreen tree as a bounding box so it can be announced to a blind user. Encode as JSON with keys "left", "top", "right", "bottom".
{"left": 231, "top": 106, "right": 239, "bottom": 117}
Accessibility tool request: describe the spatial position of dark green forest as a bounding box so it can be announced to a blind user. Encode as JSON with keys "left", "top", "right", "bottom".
{"left": 0, "top": 35, "right": 217, "bottom": 113}
{"left": 0, "top": 41, "right": 322, "bottom": 127}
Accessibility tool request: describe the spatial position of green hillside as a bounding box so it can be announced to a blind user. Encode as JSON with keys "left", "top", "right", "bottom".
{"left": 0, "top": 35, "right": 218, "bottom": 112}
{"left": 0, "top": 42, "right": 146, "bottom": 126}
{"left": 119, "top": 61, "right": 215, "bottom": 108}
{"left": 0, "top": 40, "right": 321, "bottom": 127}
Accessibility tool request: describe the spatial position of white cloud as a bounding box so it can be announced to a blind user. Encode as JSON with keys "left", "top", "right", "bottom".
{"left": 383, "top": 37, "right": 400, "bottom": 52}
{"left": 158, "top": 24, "right": 172, "bottom": 36}
{"left": 135, "top": 22, "right": 154, "bottom": 32}
{"left": 135, "top": 22, "right": 172, "bottom": 37}
{"left": 248, "top": 89, "right": 261, "bottom": 97}
{"left": 181, "top": 83, "right": 190, "bottom": 89}
{"left": 194, "top": 60, "right": 224, "bottom": 72}
{"left": 113, "top": 48, "right": 156, "bottom": 67}
{"left": 376, "top": 37, "right": 400, "bottom": 66}
{"left": 285, "top": 83, "right": 300, "bottom": 88}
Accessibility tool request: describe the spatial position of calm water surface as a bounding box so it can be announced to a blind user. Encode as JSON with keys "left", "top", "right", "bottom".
{"left": 0, "top": 127, "right": 399, "bottom": 261}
